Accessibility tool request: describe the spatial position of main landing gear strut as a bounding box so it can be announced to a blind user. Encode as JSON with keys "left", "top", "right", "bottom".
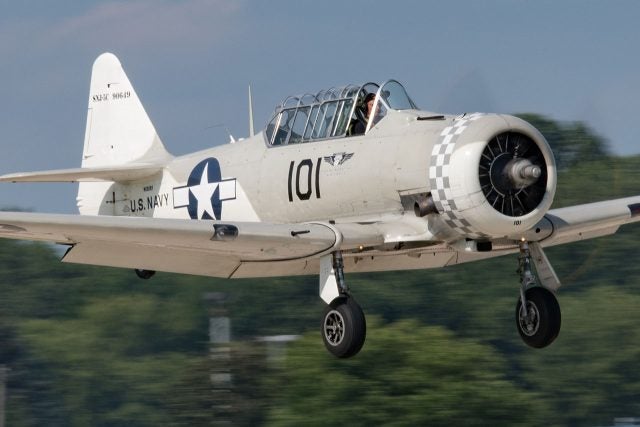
{"left": 515, "top": 240, "right": 561, "bottom": 348}
{"left": 320, "top": 251, "right": 366, "bottom": 358}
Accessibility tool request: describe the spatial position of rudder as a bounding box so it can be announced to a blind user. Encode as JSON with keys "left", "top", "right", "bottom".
{"left": 82, "top": 52, "right": 171, "bottom": 168}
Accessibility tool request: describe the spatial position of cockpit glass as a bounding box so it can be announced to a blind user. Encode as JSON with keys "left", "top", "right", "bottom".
{"left": 378, "top": 80, "right": 418, "bottom": 110}
{"left": 265, "top": 80, "right": 417, "bottom": 146}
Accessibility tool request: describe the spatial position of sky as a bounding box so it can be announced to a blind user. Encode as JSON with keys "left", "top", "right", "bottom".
{"left": 1, "top": 0, "right": 639, "bottom": 213}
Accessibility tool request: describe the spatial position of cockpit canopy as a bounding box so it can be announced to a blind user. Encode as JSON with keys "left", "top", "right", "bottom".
{"left": 265, "top": 80, "right": 418, "bottom": 146}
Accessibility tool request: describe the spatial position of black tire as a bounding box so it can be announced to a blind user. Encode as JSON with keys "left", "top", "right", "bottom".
{"left": 515, "top": 287, "right": 561, "bottom": 348}
{"left": 321, "top": 296, "right": 366, "bottom": 358}
{"left": 135, "top": 269, "right": 156, "bottom": 280}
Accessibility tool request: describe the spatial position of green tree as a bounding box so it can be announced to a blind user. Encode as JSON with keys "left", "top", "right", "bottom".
{"left": 519, "top": 288, "right": 640, "bottom": 425}
{"left": 516, "top": 113, "right": 609, "bottom": 170}
{"left": 267, "top": 320, "right": 551, "bottom": 426}
{"left": 19, "top": 295, "right": 212, "bottom": 426}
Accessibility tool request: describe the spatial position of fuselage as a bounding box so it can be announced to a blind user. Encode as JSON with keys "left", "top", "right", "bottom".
{"left": 73, "top": 71, "right": 555, "bottom": 245}
{"left": 119, "top": 110, "right": 432, "bottom": 223}
{"left": 112, "top": 108, "right": 555, "bottom": 245}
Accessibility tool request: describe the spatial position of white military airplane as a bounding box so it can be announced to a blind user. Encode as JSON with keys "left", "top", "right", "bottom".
{"left": 1, "top": 53, "right": 639, "bottom": 358}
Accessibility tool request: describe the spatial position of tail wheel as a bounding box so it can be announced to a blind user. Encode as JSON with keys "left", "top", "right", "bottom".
{"left": 515, "top": 287, "right": 561, "bottom": 348}
{"left": 322, "top": 296, "right": 366, "bottom": 358}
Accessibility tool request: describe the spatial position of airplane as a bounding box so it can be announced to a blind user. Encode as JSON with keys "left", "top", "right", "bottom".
{"left": 1, "top": 52, "right": 639, "bottom": 358}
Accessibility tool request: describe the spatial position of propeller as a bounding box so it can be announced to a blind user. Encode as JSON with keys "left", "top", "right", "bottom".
{"left": 478, "top": 132, "right": 547, "bottom": 217}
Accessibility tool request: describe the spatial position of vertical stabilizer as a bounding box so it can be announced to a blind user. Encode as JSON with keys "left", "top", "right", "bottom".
{"left": 79, "top": 53, "right": 171, "bottom": 215}
{"left": 82, "top": 53, "right": 171, "bottom": 168}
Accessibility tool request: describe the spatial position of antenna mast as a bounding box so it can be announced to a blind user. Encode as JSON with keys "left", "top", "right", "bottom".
{"left": 248, "top": 85, "right": 255, "bottom": 137}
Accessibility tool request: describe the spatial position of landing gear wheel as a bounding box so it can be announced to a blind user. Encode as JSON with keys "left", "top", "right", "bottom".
{"left": 135, "top": 269, "right": 156, "bottom": 280}
{"left": 322, "top": 296, "right": 366, "bottom": 358}
{"left": 516, "top": 287, "right": 561, "bottom": 348}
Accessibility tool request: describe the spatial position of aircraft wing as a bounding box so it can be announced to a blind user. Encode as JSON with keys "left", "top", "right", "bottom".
{"left": 321, "top": 196, "right": 640, "bottom": 276}
{"left": 0, "top": 212, "right": 352, "bottom": 278}
{"left": 0, "top": 196, "right": 638, "bottom": 279}
{"left": 541, "top": 195, "right": 640, "bottom": 247}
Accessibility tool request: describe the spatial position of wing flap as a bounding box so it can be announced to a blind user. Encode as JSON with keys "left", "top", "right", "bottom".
{"left": 62, "top": 240, "right": 243, "bottom": 278}
{"left": 231, "top": 249, "right": 458, "bottom": 278}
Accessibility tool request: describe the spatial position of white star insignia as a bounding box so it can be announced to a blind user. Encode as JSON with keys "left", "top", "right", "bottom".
{"left": 172, "top": 161, "right": 237, "bottom": 220}
{"left": 189, "top": 163, "right": 219, "bottom": 219}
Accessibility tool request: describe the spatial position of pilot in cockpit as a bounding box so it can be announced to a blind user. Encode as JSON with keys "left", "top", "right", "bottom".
{"left": 347, "top": 92, "right": 386, "bottom": 136}
{"left": 350, "top": 92, "right": 376, "bottom": 136}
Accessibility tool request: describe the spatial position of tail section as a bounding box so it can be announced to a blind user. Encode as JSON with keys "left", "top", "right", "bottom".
{"left": 78, "top": 53, "right": 172, "bottom": 215}
{"left": 0, "top": 53, "right": 172, "bottom": 215}
{"left": 82, "top": 52, "right": 171, "bottom": 167}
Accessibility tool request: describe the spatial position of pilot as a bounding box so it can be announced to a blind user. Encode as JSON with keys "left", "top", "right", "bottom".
{"left": 351, "top": 92, "right": 376, "bottom": 136}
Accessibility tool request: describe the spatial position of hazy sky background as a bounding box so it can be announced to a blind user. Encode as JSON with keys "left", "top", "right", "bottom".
{"left": 1, "top": 0, "right": 639, "bottom": 213}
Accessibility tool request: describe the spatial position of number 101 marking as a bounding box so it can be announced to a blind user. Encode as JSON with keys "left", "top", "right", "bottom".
{"left": 288, "top": 158, "right": 322, "bottom": 202}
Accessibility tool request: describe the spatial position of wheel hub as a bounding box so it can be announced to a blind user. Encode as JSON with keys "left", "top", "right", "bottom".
{"left": 324, "top": 309, "right": 345, "bottom": 346}
{"left": 518, "top": 302, "right": 540, "bottom": 337}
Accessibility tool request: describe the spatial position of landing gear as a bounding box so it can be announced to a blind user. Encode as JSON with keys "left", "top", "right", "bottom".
{"left": 516, "top": 287, "right": 561, "bottom": 348}
{"left": 515, "top": 241, "right": 561, "bottom": 348}
{"left": 322, "top": 296, "right": 366, "bottom": 358}
{"left": 319, "top": 251, "right": 366, "bottom": 358}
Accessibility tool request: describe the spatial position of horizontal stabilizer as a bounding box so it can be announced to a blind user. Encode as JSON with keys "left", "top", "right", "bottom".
{"left": 0, "top": 164, "right": 164, "bottom": 183}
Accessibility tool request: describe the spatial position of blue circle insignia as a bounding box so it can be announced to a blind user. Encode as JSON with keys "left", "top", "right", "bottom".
{"left": 172, "top": 157, "right": 237, "bottom": 220}
{"left": 187, "top": 158, "right": 222, "bottom": 220}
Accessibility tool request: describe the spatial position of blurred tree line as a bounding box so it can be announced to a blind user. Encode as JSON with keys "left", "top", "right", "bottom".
{"left": 1, "top": 114, "right": 640, "bottom": 426}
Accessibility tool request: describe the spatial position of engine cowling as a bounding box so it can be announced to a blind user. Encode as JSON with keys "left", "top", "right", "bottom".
{"left": 428, "top": 113, "right": 556, "bottom": 240}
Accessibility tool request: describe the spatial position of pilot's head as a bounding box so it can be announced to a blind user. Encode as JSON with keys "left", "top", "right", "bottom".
{"left": 364, "top": 93, "right": 376, "bottom": 115}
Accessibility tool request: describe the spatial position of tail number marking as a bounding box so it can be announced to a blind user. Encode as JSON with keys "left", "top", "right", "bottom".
{"left": 288, "top": 158, "right": 321, "bottom": 202}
